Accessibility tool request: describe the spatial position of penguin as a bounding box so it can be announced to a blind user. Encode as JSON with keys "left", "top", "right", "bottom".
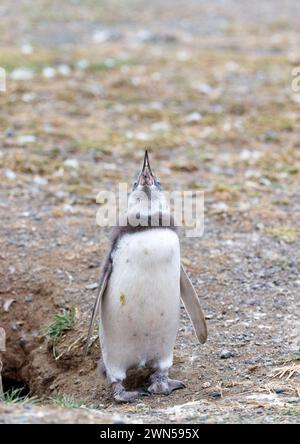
{"left": 86, "top": 151, "right": 207, "bottom": 403}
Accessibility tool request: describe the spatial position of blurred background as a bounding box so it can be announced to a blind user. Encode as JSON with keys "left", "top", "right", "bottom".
{"left": 1, "top": 0, "right": 300, "bottom": 181}
{"left": 1, "top": 0, "right": 300, "bottom": 193}
{"left": 0, "top": 0, "right": 300, "bottom": 423}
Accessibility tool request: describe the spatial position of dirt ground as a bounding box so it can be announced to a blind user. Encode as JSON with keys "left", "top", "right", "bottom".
{"left": 0, "top": 0, "right": 300, "bottom": 424}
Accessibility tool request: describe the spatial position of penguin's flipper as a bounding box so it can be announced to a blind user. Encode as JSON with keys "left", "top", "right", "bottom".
{"left": 85, "top": 257, "right": 112, "bottom": 354}
{"left": 180, "top": 264, "right": 208, "bottom": 344}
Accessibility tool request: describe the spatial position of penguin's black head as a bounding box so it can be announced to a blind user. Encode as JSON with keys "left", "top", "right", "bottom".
{"left": 132, "top": 150, "right": 161, "bottom": 191}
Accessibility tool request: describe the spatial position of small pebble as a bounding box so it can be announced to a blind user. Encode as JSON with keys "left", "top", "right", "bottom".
{"left": 205, "top": 314, "right": 214, "bottom": 320}
{"left": 185, "top": 112, "right": 202, "bottom": 123}
{"left": 274, "top": 387, "right": 285, "bottom": 394}
{"left": 4, "top": 169, "right": 16, "bottom": 180}
{"left": 220, "top": 349, "right": 235, "bottom": 359}
{"left": 33, "top": 176, "right": 48, "bottom": 186}
{"left": 64, "top": 287, "right": 78, "bottom": 294}
{"left": 76, "top": 59, "right": 90, "bottom": 70}
{"left": 43, "top": 67, "right": 56, "bottom": 78}
{"left": 57, "top": 64, "right": 71, "bottom": 76}
{"left": 19, "top": 337, "right": 26, "bottom": 349}
{"left": 64, "top": 158, "right": 79, "bottom": 169}
{"left": 136, "top": 403, "right": 145, "bottom": 409}
{"left": 285, "top": 397, "right": 300, "bottom": 404}
{"left": 88, "top": 262, "right": 99, "bottom": 269}
{"left": 21, "top": 44, "right": 33, "bottom": 55}
{"left": 10, "top": 68, "right": 33, "bottom": 81}
{"left": 85, "top": 283, "right": 99, "bottom": 290}
{"left": 17, "top": 135, "right": 36, "bottom": 145}
{"left": 5, "top": 128, "right": 15, "bottom": 137}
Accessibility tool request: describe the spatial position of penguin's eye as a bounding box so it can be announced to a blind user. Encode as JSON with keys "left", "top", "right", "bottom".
{"left": 154, "top": 177, "right": 161, "bottom": 189}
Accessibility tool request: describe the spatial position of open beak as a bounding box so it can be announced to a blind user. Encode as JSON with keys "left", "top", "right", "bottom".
{"left": 138, "top": 150, "right": 154, "bottom": 186}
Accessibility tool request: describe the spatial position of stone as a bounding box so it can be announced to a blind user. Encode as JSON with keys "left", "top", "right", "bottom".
{"left": 220, "top": 350, "right": 235, "bottom": 359}
{"left": 85, "top": 283, "right": 99, "bottom": 290}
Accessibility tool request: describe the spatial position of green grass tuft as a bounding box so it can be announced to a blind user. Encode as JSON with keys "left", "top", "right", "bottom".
{"left": 1, "top": 387, "right": 30, "bottom": 404}
{"left": 50, "top": 394, "right": 86, "bottom": 409}
{"left": 46, "top": 307, "right": 76, "bottom": 357}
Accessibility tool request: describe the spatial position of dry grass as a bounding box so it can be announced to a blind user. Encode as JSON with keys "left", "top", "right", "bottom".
{"left": 270, "top": 363, "right": 300, "bottom": 381}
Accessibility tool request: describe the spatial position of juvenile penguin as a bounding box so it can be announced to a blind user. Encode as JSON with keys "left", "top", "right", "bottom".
{"left": 87, "top": 151, "right": 207, "bottom": 403}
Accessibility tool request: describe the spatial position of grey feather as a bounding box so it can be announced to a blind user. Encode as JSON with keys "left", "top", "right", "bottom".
{"left": 85, "top": 255, "right": 112, "bottom": 354}
{"left": 180, "top": 265, "right": 208, "bottom": 344}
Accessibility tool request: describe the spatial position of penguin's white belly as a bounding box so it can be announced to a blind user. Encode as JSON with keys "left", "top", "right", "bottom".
{"left": 100, "top": 229, "right": 181, "bottom": 382}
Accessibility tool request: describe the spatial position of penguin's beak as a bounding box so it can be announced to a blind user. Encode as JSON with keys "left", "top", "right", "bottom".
{"left": 138, "top": 150, "right": 154, "bottom": 187}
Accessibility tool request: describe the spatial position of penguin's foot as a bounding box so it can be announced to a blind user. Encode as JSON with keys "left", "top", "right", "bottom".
{"left": 147, "top": 371, "right": 186, "bottom": 395}
{"left": 112, "top": 381, "right": 149, "bottom": 403}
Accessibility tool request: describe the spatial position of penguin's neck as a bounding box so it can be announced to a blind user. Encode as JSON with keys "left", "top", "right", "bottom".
{"left": 110, "top": 209, "right": 177, "bottom": 254}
